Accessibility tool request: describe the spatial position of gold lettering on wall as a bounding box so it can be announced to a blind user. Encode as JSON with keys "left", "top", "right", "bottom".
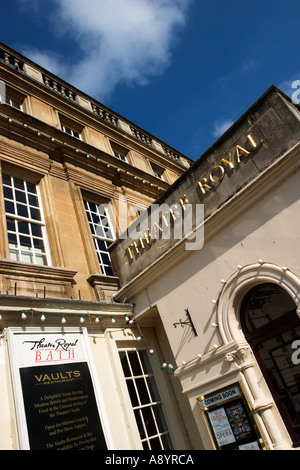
{"left": 197, "top": 134, "right": 262, "bottom": 195}
{"left": 124, "top": 133, "right": 263, "bottom": 261}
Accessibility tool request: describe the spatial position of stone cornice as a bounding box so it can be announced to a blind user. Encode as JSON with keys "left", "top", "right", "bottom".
{"left": 112, "top": 139, "right": 300, "bottom": 302}
{"left": 0, "top": 42, "right": 192, "bottom": 170}
{"left": 0, "top": 258, "right": 77, "bottom": 283}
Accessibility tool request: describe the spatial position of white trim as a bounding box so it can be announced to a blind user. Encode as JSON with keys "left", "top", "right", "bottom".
{"left": 217, "top": 262, "right": 300, "bottom": 345}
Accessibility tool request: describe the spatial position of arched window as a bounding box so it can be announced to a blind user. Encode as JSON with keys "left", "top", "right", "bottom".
{"left": 241, "top": 283, "right": 300, "bottom": 447}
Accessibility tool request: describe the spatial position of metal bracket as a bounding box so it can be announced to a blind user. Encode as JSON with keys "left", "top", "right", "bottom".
{"left": 173, "top": 308, "right": 198, "bottom": 337}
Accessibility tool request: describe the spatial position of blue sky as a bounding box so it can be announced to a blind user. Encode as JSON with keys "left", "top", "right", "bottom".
{"left": 1, "top": 0, "right": 300, "bottom": 160}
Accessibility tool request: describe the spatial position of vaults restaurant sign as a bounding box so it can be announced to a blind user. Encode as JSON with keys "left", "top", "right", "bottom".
{"left": 8, "top": 329, "right": 107, "bottom": 450}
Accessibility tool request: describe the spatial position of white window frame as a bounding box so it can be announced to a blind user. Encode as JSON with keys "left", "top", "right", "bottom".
{"left": 61, "top": 123, "right": 81, "bottom": 139}
{"left": 83, "top": 199, "right": 115, "bottom": 276}
{"left": 152, "top": 168, "right": 164, "bottom": 181}
{"left": 118, "top": 347, "right": 173, "bottom": 450}
{"left": 0, "top": 93, "right": 23, "bottom": 110}
{"left": 2, "top": 174, "right": 51, "bottom": 266}
{"left": 150, "top": 162, "right": 165, "bottom": 181}
{"left": 112, "top": 149, "right": 128, "bottom": 162}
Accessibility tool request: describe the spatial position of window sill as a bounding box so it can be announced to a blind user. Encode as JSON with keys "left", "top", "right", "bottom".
{"left": 0, "top": 258, "right": 77, "bottom": 298}
{"left": 87, "top": 273, "right": 119, "bottom": 301}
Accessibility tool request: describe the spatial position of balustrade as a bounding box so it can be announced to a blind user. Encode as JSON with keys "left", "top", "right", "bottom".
{"left": 0, "top": 49, "right": 24, "bottom": 73}
{"left": 0, "top": 42, "right": 191, "bottom": 169}
{"left": 43, "top": 75, "right": 76, "bottom": 101}
{"left": 92, "top": 104, "right": 118, "bottom": 127}
{"left": 130, "top": 127, "right": 152, "bottom": 146}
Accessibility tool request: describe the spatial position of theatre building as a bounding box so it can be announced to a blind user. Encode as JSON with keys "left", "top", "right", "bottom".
{"left": 110, "top": 86, "right": 300, "bottom": 451}
{"left": 0, "top": 42, "right": 300, "bottom": 451}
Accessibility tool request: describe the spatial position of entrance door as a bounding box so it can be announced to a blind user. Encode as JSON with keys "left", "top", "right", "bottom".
{"left": 241, "top": 283, "right": 300, "bottom": 447}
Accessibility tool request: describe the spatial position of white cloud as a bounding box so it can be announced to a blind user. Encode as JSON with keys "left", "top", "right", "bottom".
{"left": 21, "top": 0, "right": 192, "bottom": 99}
{"left": 21, "top": 49, "right": 68, "bottom": 78}
{"left": 213, "top": 119, "right": 234, "bottom": 138}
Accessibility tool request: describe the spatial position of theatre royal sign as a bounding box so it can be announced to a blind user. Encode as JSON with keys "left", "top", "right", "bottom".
{"left": 197, "top": 134, "right": 262, "bottom": 196}
{"left": 124, "top": 133, "right": 263, "bottom": 261}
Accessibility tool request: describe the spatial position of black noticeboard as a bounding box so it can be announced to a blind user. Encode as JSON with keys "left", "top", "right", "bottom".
{"left": 19, "top": 362, "right": 107, "bottom": 450}
{"left": 198, "top": 384, "right": 265, "bottom": 450}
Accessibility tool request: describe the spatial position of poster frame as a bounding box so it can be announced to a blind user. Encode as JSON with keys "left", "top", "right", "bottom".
{"left": 197, "top": 382, "right": 266, "bottom": 450}
{"left": 7, "top": 326, "right": 114, "bottom": 450}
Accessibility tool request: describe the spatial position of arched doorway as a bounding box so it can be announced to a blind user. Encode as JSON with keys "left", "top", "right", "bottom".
{"left": 241, "top": 283, "right": 300, "bottom": 447}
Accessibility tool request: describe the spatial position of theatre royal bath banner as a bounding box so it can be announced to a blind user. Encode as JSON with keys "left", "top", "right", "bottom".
{"left": 8, "top": 328, "right": 109, "bottom": 450}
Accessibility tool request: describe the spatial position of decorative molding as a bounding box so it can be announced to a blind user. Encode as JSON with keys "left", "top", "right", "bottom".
{"left": 0, "top": 258, "right": 77, "bottom": 283}
{"left": 87, "top": 273, "right": 119, "bottom": 302}
{"left": 64, "top": 163, "right": 115, "bottom": 199}
{"left": 216, "top": 262, "right": 300, "bottom": 345}
{"left": 0, "top": 135, "right": 50, "bottom": 175}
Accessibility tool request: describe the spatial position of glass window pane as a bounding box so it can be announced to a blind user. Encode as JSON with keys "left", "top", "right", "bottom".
{"left": 17, "top": 204, "right": 28, "bottom": 218}
{"left": 134, "top": 410, "right": 146, "bottom": 440}
{"left": 148, "top": 437, "right": 161, "bottom": 450}
{"left": 19, "top": 236, "right": 32, "bottom": 248}
{"left": 135, "top": 378, "right": 150, "bottom": 405}
{"left": 139, "top": 351, "right": 152, "bottom": 374}
{"left": 96, "top": 239, "right": 107, "bottom": 251}
{"left": 8, "top": 232, "right": 17, "bottom": 246}
{"left": 5, "top": 200, "right": 15, "bottom": 214}
{"left": 153, "top": 404, "right": 168, "bottom": 432}
{"left": 141, "top": 406, "right": 156, "bottom": 436}
{"left": 28, "top": 194, "right": 38, "bottom": 207}
{"left": 35, "top": 254, "right": 47, "bottom": 266}
{"left": 127, "top": 380, "right": 139, "bottom": 407}
{"left": 101, "top": 253, "right": 110, "bottom": 265}
{"left": 33, "top": 238, "right": 45, "bottom": 251}
{"left": 26, "top": 182, "right": 37, "bottom": 194}
{"left": 18, "top": 221, "right": 30, "bottom": 234}
{"left": 120, "top": 352, "right": 131, "bottom": 377}
{"left": 15, "top": 190, "right": 27, "bottom": 204}
{"left": 128, "top": 351, "right": 142, "bottom": 376}
{"left": 2, "top": 175, "right": 12, "bottom": 186}
{"left": 147, "top": 376, "right": 160, "bottom": 402}
{"left": 30, "top": 207, "right": 41, "bottom": 221}
{"left": 97, "top": 205, "right": 106, "bottom": 216}
{"left": 14, "top": 178, "right": 24, "bottom": 190}
{"left": 142, "top": 441, "right": 149, "bottom": 450}
{"left": 89, "top": 202, "right": 97, "bottom": 212}
{"left": 3, "top": 186, "right": 13, "bottom": 200}
{"left": 20, "top": 252, "right": 33, "bottom": 263}
{"left": 104, "top": 266, "right": 114, "bottom": 277}
{"left": 161, "top": 434, "right": 172, "bottom": 450}
{"left": 31, "top": 224, "right": 43, "bottom": 238}
{"left": 6, "top": 218, "right": 16, "bottom": 231}
{"left": 9, "top": 250, "right": 19, "bottom": 261}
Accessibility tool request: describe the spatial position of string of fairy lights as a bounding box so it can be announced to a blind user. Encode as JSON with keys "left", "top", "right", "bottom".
{"left": 0, "top": 260, "right": 271, "bottom": 375}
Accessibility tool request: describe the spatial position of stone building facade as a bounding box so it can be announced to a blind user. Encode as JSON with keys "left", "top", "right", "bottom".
{"left": 0, "top": 43, "right": 194, "bottom": 451}
{"left": 111, "top": 86, "right": 300, "bottom": 450}
{"left": 1, "top": 41, "right": 300, "bottom": 451}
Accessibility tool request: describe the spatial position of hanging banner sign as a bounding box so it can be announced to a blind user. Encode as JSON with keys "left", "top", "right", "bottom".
{"left": 8, "top": 328, "right": 108, "bottom": 450}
